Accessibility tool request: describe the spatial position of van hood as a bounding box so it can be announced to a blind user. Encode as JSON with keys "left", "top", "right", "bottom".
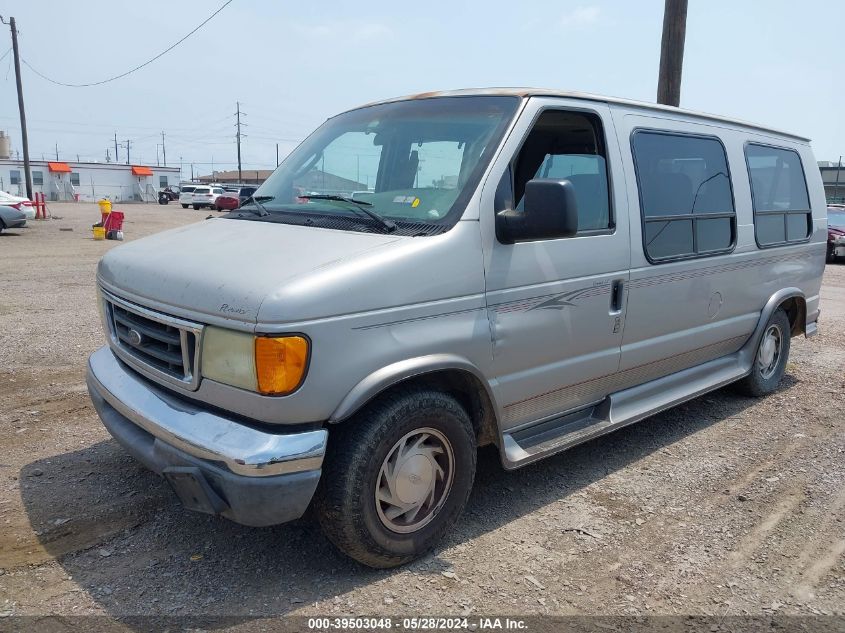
{"left": 97, "top": 217, "right": 404, "bottom": 324}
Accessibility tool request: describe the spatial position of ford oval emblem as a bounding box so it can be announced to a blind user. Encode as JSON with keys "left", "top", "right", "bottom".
{"left": 127, "top": 328, "right": 143, "bottom": 347}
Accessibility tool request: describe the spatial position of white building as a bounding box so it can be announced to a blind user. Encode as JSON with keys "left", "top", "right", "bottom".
{"left": 0, "top": 159, "right": 181, "bottom": 203}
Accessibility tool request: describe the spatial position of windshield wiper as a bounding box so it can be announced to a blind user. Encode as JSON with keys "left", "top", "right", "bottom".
{"left": 240, "top": 195, "right": 273, "bottom": 217}
{"left": 300, "top": 194, "right": 396, "bottom": 232}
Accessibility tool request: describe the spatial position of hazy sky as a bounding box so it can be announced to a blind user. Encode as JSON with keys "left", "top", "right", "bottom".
{"left": 0, "top": 0, "right": 842, "bottom": 180}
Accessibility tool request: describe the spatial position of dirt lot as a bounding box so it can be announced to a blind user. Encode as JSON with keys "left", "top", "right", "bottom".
{"left": 0, "top": 202, "right": 843, "bottom": 626}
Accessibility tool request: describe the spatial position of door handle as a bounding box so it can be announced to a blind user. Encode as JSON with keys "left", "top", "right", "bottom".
{"left": 610, "top": 279, "right": 624, "bottom": 314}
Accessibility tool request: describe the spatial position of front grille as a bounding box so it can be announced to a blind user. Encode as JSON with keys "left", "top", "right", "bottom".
{"left": 102, "top": 290, "right": 203, "bottom": 390}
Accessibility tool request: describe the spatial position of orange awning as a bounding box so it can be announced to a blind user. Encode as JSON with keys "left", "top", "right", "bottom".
{"left": 47, "top": 162, "right": 72, "bottom": 173}
{"left": 131, "top": 166, "right": 153, "bottom": 176}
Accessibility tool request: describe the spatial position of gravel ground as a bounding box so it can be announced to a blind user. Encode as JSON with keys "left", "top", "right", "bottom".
{"left": 0, "top": 202, "right": 843, "bottom": 627}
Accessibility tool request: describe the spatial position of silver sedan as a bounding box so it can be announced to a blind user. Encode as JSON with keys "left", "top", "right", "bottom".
{"left": 0, "top": 205, "right": 26, "bottom": 233}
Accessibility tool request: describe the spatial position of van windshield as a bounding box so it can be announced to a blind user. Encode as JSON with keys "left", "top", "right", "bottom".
{"left": 237, "top": 96, "right": 519, "bottom": 234}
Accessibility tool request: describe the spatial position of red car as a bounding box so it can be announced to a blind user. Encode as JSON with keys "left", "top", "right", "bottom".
{"left": 213, "top": 192, "right": 240, "bottom": 211}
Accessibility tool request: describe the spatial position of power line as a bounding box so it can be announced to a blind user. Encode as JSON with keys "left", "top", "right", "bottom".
{"left": 20, "top": 0, "right": 234, "bottom": 88}
{"left": 0, "top": 47, "right": 10, "bottom": 64}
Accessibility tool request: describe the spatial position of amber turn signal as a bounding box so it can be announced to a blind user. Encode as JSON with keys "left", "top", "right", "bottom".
{"left": 254, "top": 336, "right": 309, "bottom": 395}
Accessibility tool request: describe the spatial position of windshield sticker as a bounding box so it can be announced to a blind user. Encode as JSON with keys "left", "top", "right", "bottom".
{"left": 392, "top": 195, "right": 418, "bottom": 205}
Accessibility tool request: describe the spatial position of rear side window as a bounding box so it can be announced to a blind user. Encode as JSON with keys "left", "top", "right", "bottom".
{"left": 745, "top": 144, "right": 811, "bottom": 247}
{"left": 632, "top": 131, "right": 735, "bottom": 262}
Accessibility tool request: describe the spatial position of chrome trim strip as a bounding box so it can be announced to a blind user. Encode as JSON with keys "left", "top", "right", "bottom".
{"left": 100, "top": 288, "right": 204, "bottom": 391}
{"left": 87, "top": 346, "right": 327, "bottom": 477}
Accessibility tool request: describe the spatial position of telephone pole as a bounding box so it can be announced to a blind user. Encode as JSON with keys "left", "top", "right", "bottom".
{"left": 2, "top": 15, "right": 33, "bottom": 200}
{"left": 235, "top": 101, "right": 244, "bottom": 182}
{"left": 119, "top": 140, "right": 131, "bottom": 165}
{"left": 114, "top": 132, "right": 119, "bottom": 164}
{"left": 656, "top": 0, "right": 688, "bottom": 107}
{"left": 55, "top": 143, "right": 59, "bottom": 161}
{"left": 276, "top": 143, "right": 279, "bottom": 168}
{"left": 161, "top": 131, "right": 167, "bottom": 166}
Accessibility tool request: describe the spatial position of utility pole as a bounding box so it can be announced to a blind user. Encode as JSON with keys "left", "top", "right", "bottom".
{"left": 161, "top": 131, "right": 166, "bottom": 166}
{"left": 834, "top": 155, "right": 843, "bottom": 203}
{"left": 235, "top": 101, "right": 244, "bottom": 183}
{"left": 656, "top": 0, "right": 688, "bottom": 107}
{"left": 2, "top": 15, "right": 33, "bottom": 200}
{"left": 276, "top": 143, "right": 279, "bottom": 168}
{"left": 55, "top": 143, "right": 59, "bottom": 161}
{"left": 114, "top": 132, "right": 119, "bottom": 164}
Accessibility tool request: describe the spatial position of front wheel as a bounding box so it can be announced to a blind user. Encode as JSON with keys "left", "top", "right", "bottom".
{"left": 735, "top": 308, "right": 791, "bottom": 397}
{"left": 316, "top": 389, "right": 476, "bottom": 568}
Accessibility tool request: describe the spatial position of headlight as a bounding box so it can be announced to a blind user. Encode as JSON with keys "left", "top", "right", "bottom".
{"left": 201, "top": 327, "right": 308, "bottom": 395}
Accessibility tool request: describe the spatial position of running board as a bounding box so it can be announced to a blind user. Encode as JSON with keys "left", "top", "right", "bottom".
{"left": 501, "top": 352, "right": 749, "bottom": 469}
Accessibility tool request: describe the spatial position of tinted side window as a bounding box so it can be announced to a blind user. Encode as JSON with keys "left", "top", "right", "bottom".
{"left": 632, "top": 131, "right": 735, "bottom": 262}
{"left": 508, "top": 110, "right": 612, "bottom": 235}
{"left": 745, "top": 144, "right": 811, "bottom": 247}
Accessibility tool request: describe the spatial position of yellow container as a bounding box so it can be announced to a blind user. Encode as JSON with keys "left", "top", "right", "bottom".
{"left": 92, "top": 226, "right": 106, "bottom": 240}
{"left": 98, "top": 199, "right": 112, "bottom": 214}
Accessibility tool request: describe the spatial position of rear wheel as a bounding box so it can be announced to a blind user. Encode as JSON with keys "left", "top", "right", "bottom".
{"left": 316, "top": 388, "right": 476, "bottom": 568}
{"left": 736, "top": 308, "right": 791, "bottom": 397}
{"left": 181, "top": 204, "right": 188, "bottom": 209}
{"left": 193, "top": 204, "right": 200, "bottom": 210}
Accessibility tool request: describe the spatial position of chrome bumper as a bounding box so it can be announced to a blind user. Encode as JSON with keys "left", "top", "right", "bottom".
{"left": 86, "top": 346, "right": 327, "bottom": 477}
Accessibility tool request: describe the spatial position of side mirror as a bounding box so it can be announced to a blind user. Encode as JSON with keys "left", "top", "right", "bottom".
{"left": 496, "top": 179, "right": 578, "bottom": 244}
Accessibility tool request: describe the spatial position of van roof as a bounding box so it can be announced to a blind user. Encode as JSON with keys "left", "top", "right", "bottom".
{"left": 356, "top": 88, "right": 810, "bottom": 143}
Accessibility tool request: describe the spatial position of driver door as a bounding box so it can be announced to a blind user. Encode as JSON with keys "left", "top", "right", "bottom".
{"left": 480, "top": 98, "right": 631, "bottom": 430}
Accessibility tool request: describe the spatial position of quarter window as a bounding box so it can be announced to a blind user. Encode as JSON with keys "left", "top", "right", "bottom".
{"left": 744, "top": 144, "right": 810, "bottom": 246}
{"left": 632, "top": 131, "right": 735, "bottom": 262}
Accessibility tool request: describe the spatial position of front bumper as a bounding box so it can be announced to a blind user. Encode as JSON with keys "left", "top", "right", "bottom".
{"left": 86, "top": 346, "right": 327, "bottom": 526}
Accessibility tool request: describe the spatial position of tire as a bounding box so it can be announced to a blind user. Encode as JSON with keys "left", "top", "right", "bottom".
{"left": 316, "top": 388, "right": 477, "bottom": 568}
{"left": 735, "top": 308, "right": 791, "bottom": 397}
{"left": 158, "top": 196, "right": 168, "bottom": 205}
{"left": 181, "top": 204, "right": 188, "bottom": 209}
{"left": 193, "top": 204, "right": 200, "bottom": 210}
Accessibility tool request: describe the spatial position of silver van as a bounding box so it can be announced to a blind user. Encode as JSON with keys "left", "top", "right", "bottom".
{"left": 87, "top": 89, "right": 826, "bottom": 568}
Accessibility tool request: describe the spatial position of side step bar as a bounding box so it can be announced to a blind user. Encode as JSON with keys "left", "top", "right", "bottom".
{"left": 501, "top": 351, "right": 749, "bottom": 469}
